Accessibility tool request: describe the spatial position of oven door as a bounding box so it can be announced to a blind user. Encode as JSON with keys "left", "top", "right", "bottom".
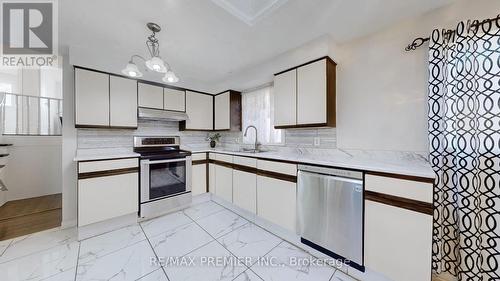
{"left": 140, "top": 157, "right": 192, "bottom": 203}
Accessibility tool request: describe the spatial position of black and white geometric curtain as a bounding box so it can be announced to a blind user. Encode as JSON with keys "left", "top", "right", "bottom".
{"left": 428, "top": 19, "right": 500, "bottom": 280}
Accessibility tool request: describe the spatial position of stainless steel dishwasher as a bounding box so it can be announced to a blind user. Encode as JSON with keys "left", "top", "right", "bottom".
{"left": 297, "top": 165, "right": 364, "bottom": 271}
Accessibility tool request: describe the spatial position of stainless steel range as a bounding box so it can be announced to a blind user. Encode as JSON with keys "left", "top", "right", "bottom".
{"left": 134, "top": 136, "right": 192, "bottom": 219}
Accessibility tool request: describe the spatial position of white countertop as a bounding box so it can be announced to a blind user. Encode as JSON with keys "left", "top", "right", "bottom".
{"left": 74, "top": 146, "right": 435, "bottom": 179}
{"left": 74, "top": 148, "right": 140, "bottom": 162}
{"left": 187, "top": 147, "right": 435, "bottom": 179}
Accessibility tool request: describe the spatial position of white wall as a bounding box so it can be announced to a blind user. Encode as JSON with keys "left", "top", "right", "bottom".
{"left": 213, "top": 35, "right": 334, "bottom": 92}
{"left": 2, "top": 136, "right": 62, "bottom": 201}
{"left": 61, "top": 49, "right": 78, "bottom": 228}
{"left": 215, "top": 0, "right": 498, "bottom": 153}
{"left": 334, "top": 0, "right": 498, "bottom": 152}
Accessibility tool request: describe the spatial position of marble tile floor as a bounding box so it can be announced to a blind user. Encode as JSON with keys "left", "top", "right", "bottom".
{"left": 0, "top": 200, "right": 356, "bottom": 281}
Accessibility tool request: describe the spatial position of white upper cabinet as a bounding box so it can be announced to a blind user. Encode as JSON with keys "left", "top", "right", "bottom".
{"left": 273, "top": 57, "right": 336, "bottom": 128}
{"left": 183, "top": 91, "right": 213, "bottom": 130}
{"left": 274, "top": 69, "right": 297, "bottom": 127}
{"left": 75, "top": 68, "right": 110, "bottom": 127}
{"left": 297, "top": 59, "right": 327, "bottom": 125}
{"left": 215, "top": 92, "right": 230, "bottom": 130}
{"left": 109, "top": 76, "right": 137, "bottom": 127}
{"left": 138, "top": 82, "right": 163, "bottom": 109}
{"left": 163, "top": 88, "right": 185, "bottom": 112}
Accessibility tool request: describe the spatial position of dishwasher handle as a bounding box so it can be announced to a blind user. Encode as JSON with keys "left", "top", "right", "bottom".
{"left": 298, "top": 165, "right": 363, "bottom": 181}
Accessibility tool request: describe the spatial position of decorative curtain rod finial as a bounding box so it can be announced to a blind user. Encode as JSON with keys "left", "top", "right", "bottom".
{"left": 405, "top": 37, "right": 430, "bottom": 51}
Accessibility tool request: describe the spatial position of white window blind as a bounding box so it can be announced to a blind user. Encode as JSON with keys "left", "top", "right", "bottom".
{"left": 242, "top": 85, "right": 283, "bottom": 145}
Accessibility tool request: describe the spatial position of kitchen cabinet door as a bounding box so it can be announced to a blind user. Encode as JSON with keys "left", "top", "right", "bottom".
{"left": 78, "top": 172, "right": 138, "bottom": 226}
{"left": 192, "top": 163, "right": 207, "bottom": 196}
{"left": 274, "top": 69, "right": 297, "bottom": 127}
{"left": 164, "top": 88, "right": 185, "bottom": 112}
{"left": 233, "top": 169, "right": 256, "bottom": 214}
{"left": 364, "top": 174, "right": 433, "bottom": 281}
{"left": 75, "top": 68, "right": 110, "bottom": 126}
{"left": 110, "top": 76, "right": 137, "bottom": 127}
{"left": 297, "top": 59, "right": 327, "bottom": 125}
{"left": 365, "top": 201, "right": 432, "bottom": 281}
{"left": 138, "top": 83, "right": 163, "bottom": 109}
{"left": 209, "top": 163, "right": 216, "bottom": 194}
{"left": 215, "top": 92, "right": 230, "bottom": 130}
{"left": 183, "top": 91, "right": 213, "bottom": 130}
{"left": 257, "top": 175, "right": 296, "bottom": 232}
{"left": 215, "top": 165, "right": 232, "bottom": 203}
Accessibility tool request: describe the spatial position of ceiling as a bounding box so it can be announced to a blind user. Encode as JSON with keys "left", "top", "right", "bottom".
{"left": 59, "top": 0, "right": 454, "bottom": 92}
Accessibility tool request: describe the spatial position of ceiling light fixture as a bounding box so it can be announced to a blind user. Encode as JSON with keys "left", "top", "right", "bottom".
{"left": 122, "top": 23, "right": 178, "bottom": 83}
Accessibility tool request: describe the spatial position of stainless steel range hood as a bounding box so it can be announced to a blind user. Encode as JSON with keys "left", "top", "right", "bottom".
{"left": 138, "top": 107, "right": 189, "bottom": 121}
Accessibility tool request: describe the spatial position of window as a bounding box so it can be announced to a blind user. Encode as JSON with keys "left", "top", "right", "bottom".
{"left": 242, "top": 85, "right": 283, "bottom": 145}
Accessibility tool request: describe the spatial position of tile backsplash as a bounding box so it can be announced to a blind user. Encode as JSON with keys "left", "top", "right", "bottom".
{"left": 77, "top": 119, "right": 337, "bottom": 151}
{"left": 219, "top": 127, "right": 337, "bottom": 150}
{"left": 77, "top": 119, "right": 211, "bottom": 150}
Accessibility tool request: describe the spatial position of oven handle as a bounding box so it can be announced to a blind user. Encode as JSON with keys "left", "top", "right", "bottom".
{"left": 143, "top": 158, "right": 187, "bottom": 165}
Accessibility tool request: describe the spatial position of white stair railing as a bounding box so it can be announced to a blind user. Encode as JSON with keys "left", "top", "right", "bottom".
{"left": 0, "top": 92, "right": 62, "bottom": 136}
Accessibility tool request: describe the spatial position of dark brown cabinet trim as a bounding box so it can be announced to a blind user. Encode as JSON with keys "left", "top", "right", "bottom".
{"left": 365, "top": 171, "right": 435, "bottom": 184}
{"left": 364, "top": 190, "right": 433, "bottom": 215}
{"left": 192, "top": 159, "right": 209, "bottom": 165}
{"left": 210, "top": 159, "right": 297, "bottom": 183}
{"left": 78, "top": 167, "right": 139, "bottom": 180}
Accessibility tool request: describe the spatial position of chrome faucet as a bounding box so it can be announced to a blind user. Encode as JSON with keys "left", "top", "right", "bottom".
{"left": 243, "top": 125, "right": 258, "bottom": 152}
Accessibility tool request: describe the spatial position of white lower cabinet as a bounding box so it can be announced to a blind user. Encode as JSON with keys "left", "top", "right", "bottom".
{"left": 365, "top": 201, "right": 433, "bottom": 281}
{"left": 78, "top": 158, "right": 139, "bottom": 227}
{"left": 256, "top": 175, "right": 297, "bottom": 232}
{"left": 78, "top": 172, "right": 138, "bottom": 227}
{"left": 232, "top": 170, "right": 257, "bottom": 214}
{"left": 192, "top": 164, "right": 207, "bottom": 196}
{"left": 208, "top": 163, "right": 216, "bottom": 194}
{"left": 215, "top": 165, "right": 233, "bottom": 202}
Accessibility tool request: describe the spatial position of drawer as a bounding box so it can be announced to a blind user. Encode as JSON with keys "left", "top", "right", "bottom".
{"left": 257, "top": 159, "right": 297, "bottom": 176}
{"left": 79, "top": 158, "right": 138, "bottom": 173}
{"left": 365, "top": 175, "right": 433, "bottom": 203}
{"left": 191, "top": 153, "right": 207, "bottom": 161}
{"left": 233, "top": 156, "right": 257, "bottom": 168}
{"left": 215, "top": 153, "right": 233, "bottom": 163}
{"left": 209, "top": 153, "right": 216, "bottom": 160}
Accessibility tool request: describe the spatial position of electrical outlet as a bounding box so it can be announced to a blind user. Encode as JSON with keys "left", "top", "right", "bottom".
{"left": 314, "top": 137, "right": 320, "bottom": 146}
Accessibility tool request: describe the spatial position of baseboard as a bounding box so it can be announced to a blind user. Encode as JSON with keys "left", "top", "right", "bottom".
{"left": 61, "top": 218, "right": 77, "bottom": 229}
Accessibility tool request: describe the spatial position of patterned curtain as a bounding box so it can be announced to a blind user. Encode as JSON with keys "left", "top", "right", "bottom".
{"left": 428, "top": 20, "right": 500, "bottom": 280}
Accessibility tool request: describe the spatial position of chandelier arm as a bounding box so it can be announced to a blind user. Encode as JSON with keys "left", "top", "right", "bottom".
{"left": 130, "top": 55, "right": 147, "bottom": 63}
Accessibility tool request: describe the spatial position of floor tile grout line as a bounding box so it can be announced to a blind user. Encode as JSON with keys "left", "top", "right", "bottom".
{"left": 142, "top": 211, "right": 195, "bottom": 238}
{"left": 184, "top": 205, "right": 227, "bottom": 222}
{"left": 190, "top": 203, "right": 283, "bottom": 275}
{"left": 0, "top": 239, "right": 12, "bottom": 257}
{"left": 0, "top": 229, "right": 78, "bottom": 265}
{"left": 73, "top": 242, "right": 81, "bottom": 281}
{"left": 209, "top": 200, "right": 345, "bottom": 278}
{"left": 186, "top": 213, "right": 252, "bottom": 272}
{"left": 77, "top": 229, "right": 148, "bottom": 265}
{"left": 137, "top": 222, "right": 170, "bottom": 281}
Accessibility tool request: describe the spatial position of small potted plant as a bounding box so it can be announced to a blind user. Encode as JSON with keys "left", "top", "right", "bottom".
{"left": 207, "top": 133, "right": 221, "bottom": 148}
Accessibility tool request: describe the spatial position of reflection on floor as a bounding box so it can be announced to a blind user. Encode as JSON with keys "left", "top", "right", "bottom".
{"left": 0, "top": 193, "right": 62, "bottom": 241}
{"left": 0, "top": 200, "right": 355, "bottom": 281}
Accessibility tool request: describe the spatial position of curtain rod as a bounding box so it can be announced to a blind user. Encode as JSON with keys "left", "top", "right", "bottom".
{"left": 405, "top": 14, "right": 500, "bottom": 51}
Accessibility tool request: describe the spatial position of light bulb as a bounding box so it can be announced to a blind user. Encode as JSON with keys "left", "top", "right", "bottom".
{"left": 145, "top": 56, "right": 167, "bottom": 73}
{"left": 121, "top": 62, "right": 143, "bottom": 78}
